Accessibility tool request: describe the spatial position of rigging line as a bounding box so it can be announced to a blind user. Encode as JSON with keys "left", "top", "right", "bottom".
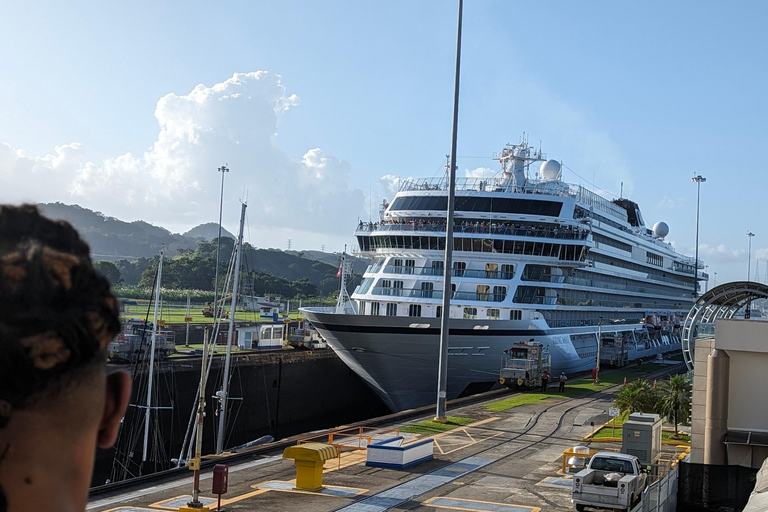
{"left": 111, "top": 264, "right": 159, "bottom": 481}
{"left": 179, "top": 244, "right": 238, "bottom": 462}
{"left": 562, "top": 163, "right": 621, "bottom": 198}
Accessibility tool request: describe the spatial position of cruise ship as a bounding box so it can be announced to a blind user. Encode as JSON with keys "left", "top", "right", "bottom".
{"left": 302, "top": 140, "right": 703, "bottom": 412}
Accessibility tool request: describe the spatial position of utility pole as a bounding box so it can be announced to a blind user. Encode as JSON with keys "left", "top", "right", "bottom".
{"left": 435, "top": 0, "right": 463, "bottom": 422}
{"left": 287, "top": 239, "right": 292, "bottom": 250}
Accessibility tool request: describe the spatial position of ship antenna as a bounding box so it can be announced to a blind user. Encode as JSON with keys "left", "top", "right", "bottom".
{"left": 620, "top": 181, "right": 623, "bottom": 198}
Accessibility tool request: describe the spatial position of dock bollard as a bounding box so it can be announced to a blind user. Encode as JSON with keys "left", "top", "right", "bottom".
{"left": 282, "top": 443, "right": 338, "bottom": 491}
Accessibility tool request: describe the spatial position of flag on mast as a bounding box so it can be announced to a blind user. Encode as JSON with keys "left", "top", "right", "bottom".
{"left": 336, "top": 264, "right": 342, "bottom": 278}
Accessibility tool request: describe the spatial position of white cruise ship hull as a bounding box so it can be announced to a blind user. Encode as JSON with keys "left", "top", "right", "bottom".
{"left": 302, "top": 308, "right": 681, "bottom": 412}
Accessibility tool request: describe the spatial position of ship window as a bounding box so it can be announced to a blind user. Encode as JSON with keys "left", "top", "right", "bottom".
{"left": 386, "top": 303, "right": 398, "bottom": 316}
{"left": 404, "top": 259, "right": 415, "bottom": 274}
{"left": 357, "top": 278, "right": 374, "bottom": 294}
{"left": 477, "top": 285, "right": 490, "bottom": 301}
{"left": 646, "top": 252, "right": 663, "bottom": 267}
{"left": 360, "top": 302, "right": 366, "bottom": 315}
{"left": 371, "top": 302, "right": 380, "bottom": 315}
{"left": 380, "top": 279, "right": 391, "bottom": 289}
{"left": 463, "top": 307, "right": 477, "bottom": 319}
{"left": 493, "top": 286, "right": 507, "bottom": 302}
{"left": 392, "top": 258, "right": 403, "bottom": 273}
{"left": 487, "top": 308, "right": 500, "bottom": 319}
{"left": 510, "top": 309, "right": 522, "bottom": 320}
{"left": 485, "top": 263, "right": 498, "bottom": 278}
{"left": 408, "top": 304, "right": 422, "bottom": 317}
{"left": 501, "top": 264, "right": 515, "bottom": 279}
{"left": 420, "top": 281, "right": 434, "bottom": 298}
{"left": 393, "top": 281, "right": 404, "bottom": 296}
{"left": 453, "top": 261, "right": 466, "bottom": 277}
{"left": 391, "top": 196, "right": 563, "bottom": 216}
{"left": 436, "top": 306, "right": 442, "bottom": 318}
{"left": 431, "top": 260, "right": 444, "bottom": 275}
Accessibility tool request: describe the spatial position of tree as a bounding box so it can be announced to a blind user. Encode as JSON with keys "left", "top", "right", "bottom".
{"left": 94, "top": 260, "right": 122, "bottom": 286}
{"left": 613, "top": 379, "right": 657, "bottom": 414}
{"left": 654, "top": 375, "right": 691, "bottom": 438}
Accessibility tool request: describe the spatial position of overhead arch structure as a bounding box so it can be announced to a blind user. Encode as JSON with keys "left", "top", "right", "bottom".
{"left": 682, "top": 281, "right": 768, "bottom": 370}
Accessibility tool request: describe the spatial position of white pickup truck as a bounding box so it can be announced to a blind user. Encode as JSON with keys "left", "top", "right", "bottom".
{"left": 572, "top": 452, "right": 648, "bottom": 512}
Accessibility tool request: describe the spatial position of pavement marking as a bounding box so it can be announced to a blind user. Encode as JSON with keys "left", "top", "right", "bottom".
{"left": 332, "top": 456, "right": 496, "bottom": 512}
{"left": 87, "top": 455, "right": 282, "bottom": 510}
{"left": 102, "top": 508, "right": 158, "bottom": 512}
{"left": 256, "top": 480, "right": 367, "bottom": 497}
{"left": 150, "top": 495, "right": 218, "bottom": 509}
{"left": 535, "top": 477, "right": 573, "bottom": 490}
{"left": 423, "top": 497, "right": 541, "bottom": 512}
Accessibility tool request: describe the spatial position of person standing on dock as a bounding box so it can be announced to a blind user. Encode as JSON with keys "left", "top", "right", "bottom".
{"left": 0, "top": 205, "right": 131, "bottom": 512}
{"left": 541, "top": 370, "right": 550, "bottom": 392}
{"left": 558, "top": 371, "right": 568, "bottom": 392}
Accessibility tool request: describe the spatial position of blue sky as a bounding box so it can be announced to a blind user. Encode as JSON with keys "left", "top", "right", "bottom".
{"left": 1, "top": 0, "right": 766, "bottom": 286}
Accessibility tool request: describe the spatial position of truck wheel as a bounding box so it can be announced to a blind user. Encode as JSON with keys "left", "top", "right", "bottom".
{"left": 575, "top": 505, "right": 585, "bottom": 512}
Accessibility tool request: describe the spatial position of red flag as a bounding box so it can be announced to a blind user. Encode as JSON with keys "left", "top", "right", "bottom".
{"left": 336, "top": 265, "right": 342, "bottom": 278}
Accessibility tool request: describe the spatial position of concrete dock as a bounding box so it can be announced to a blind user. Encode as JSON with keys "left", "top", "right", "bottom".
{"left": 88, "top": 365, "right": 688, "bottom": 512}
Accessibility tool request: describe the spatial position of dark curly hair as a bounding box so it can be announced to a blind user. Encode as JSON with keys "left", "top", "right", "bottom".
{"left": 0, "top": 205, "right": 121, "bottom": 428}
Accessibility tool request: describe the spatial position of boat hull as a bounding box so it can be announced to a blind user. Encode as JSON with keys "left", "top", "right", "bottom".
{"left": 303, "top": 309, "right": 680, "bottom": 412}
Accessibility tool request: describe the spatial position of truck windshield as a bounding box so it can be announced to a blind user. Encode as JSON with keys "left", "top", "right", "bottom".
{"left": 591, "top": 457, "right": 634, "bottom": 473}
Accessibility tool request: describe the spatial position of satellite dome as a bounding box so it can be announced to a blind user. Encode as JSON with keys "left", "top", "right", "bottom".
{"left": 652, "top": 222, "right": 669, "bottom": 239}
{"left": 539, "top": 159, "right": 561, "bottom": 180}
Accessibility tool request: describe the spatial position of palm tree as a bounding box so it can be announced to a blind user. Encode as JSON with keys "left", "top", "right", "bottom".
{"left": 614, "top": 378, "right": 657, "bottom": 414}
{"left": 655, "top": 374, "right": 691, "bottom": 438}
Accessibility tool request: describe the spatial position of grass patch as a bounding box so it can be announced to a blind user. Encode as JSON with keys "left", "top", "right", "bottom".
{"left": 485, "top": 364, "right": 673, "bottom": 412}
{"left": 591, "top": 426, "right": 690, "bottom": 443}
{"left": 399, "top": 416, "right": 475, "bottom": 435}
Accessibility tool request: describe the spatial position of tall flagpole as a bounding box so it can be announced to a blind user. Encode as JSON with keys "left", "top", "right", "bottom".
{"left": 435, "top": 0, "right": 463, "bottom": 422}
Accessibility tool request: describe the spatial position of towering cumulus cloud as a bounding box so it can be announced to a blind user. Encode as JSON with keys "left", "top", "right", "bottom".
{"left": 0, "top": 72, "right": 366, "bottom": 237}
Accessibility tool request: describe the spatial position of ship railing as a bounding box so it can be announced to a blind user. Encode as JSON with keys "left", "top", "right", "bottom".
{"left": 370, "top": 287, "right": 506, "bottom": 302}
{"left": 356, "top": 221, "right": 589, "bottom": 240}
{"left": 381, "top": 266, "right": 515, "bottom": 280}
{"left": 398, "top": 177, "right": 579, "bottom": 198}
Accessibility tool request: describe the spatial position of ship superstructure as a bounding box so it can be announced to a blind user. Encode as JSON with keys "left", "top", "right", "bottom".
{"left": 303, "top": 140, "right": 704, "bottom": 412}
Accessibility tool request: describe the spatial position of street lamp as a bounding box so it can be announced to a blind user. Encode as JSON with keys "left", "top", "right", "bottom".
{"left": 691, "top": 175, "right": 706, "bottom": 298}
{"left": 212, "top": 165, "right": 229, "bottom": 321}
{"left": 746, "top": 231, "right": 755, "bottom": 319}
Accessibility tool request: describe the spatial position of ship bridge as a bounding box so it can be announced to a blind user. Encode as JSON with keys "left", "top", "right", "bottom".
{"left": 682, "top": 281, "right": 768, "bottom": 369}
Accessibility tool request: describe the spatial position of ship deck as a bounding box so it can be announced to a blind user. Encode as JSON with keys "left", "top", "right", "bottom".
{"left": 87, "top": 362, "right": 688, "bottom": 512}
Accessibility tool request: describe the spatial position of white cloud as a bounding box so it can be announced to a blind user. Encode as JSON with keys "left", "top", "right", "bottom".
{"left": 0, "top": 72, "right": 366, "bottom": 243}
{"left": 464, "top": 166, "right": 495, "bottom": 179}
{"left": 698, "top": 243, "right": 745, "bottom": 264}
{"left": 656, "top": 196, "right": 686, "bottom": 209}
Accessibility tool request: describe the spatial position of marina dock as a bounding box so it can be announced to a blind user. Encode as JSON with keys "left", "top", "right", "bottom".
{"left": 88, "top": 364, "right": 688, "bottom": 512}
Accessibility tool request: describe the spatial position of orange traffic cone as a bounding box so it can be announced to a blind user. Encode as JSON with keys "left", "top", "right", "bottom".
{"left": 623, "top": 377, "right": 627, "bottom": 386}
{"left": 653, "top": 379, "right": 657, "bottom": 389}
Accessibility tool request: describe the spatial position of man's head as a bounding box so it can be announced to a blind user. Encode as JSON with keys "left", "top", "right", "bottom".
{"left": 0, "top": 205, "right": 131, "bottom": 512}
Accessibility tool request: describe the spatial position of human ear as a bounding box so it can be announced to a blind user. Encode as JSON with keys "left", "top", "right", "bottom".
{"left": 97, "top": 371, "right": 131, "bottom": 448}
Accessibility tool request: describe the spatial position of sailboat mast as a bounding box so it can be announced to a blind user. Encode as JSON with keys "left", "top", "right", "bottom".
{"left": 143, "top": 249, "right": 163, "bottom": 462}
{"left": 216, "top": 202, "right": 247, "bottom": 454}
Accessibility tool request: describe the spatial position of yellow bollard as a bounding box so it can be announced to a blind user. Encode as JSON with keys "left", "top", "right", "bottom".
{"left": 282, "top": 443, "right": 338, "bottom": 491}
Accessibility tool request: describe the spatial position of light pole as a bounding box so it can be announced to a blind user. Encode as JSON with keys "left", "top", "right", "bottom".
{"left": 691, "top": 175, "right": 706, "bottom": 298}
{"left": 212, "top": 165, "right": 229, "bottom": 321}
{"left": 747, "top": 231, "right": 755, "bottom": 281}
{"left": 746, "top": 231, "right": 755, "bottom": 319}
{"left": 704, "top": 265, "right": 709, "bottom": 293}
